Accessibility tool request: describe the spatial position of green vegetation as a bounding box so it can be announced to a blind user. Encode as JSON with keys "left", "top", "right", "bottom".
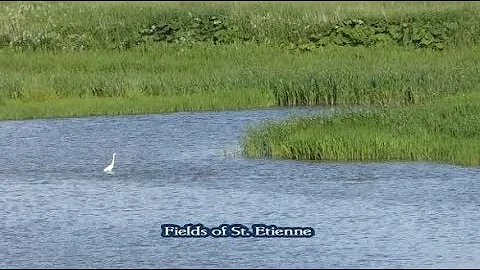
{"left": 0, "top": 1, "right": 479, "bottom": 166}
{"left": 242, "top": 92, "right": 480, "bottom": 166}
{"left": 1, "top": 1, "right": 479, "bottom": 51}
{"left": 1, "top": 45, "right": 480, "bottom": 120}
{"left": 0, "top": 89, "right": 274, "bottom": 120}
{"left": 0, "top": 45, "right": 279, "bottom": 119}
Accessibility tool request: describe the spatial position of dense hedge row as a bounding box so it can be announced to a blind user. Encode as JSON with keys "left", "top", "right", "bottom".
{"left": 140, "top": 11, "right": 464, "bottom": 51}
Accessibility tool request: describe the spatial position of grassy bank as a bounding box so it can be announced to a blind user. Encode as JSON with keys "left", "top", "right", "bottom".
{"left": 1, "top": 44, "right": 480, "bottom": 120}
{"left": 242, "top": 91, "right": 480, "bottom": 166}
{"left": 0, "top": 89, "right": 275, "bottom": 120}
{"left": 1, "top": 1, "right": 480, "bottom": 166}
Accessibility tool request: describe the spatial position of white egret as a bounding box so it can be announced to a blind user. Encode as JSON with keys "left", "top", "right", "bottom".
{"left": 103, "top": 153, "right": 116, "bottom": 174}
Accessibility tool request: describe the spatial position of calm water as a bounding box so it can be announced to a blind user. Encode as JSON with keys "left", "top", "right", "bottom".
{"left": 1, "top": 107, "right": 480, "bottom": 269}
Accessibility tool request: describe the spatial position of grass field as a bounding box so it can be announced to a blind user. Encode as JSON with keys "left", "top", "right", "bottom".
{"left": 1, "top": 1, "right": 479, "bottom": 51}
{"left": 1, "top": 44, "right": 479, "bottom": 120}
{"left": 1, "top": 1, "right": 479, "bottom": 166}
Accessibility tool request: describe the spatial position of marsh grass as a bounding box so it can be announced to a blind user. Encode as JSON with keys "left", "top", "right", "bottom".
{"left": 1, "top": 44, "right": 480, "bottom": 120}
{"left": 0, "top": 88, "right": 275, "bottom": 120}
{"left": 242, "top": 92, "right": 480, "bottom": 166}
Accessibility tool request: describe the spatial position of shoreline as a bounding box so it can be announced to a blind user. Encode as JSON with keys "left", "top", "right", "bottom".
{"left": 0, "top": 92, "right": 276, "bottom": 121}
{"left": 1, "top": 1, "right": 479, "bottom": 165}
{"left": 241, "top": 92, "right": 480, "bottom": 167}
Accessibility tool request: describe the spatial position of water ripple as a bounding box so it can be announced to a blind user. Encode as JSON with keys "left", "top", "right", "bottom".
{"left": 1, "top": 108, "right": 480, "bottom": 268}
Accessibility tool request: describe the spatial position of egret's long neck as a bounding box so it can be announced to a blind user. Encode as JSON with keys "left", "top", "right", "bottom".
{"left": 111, "top": 154, "right": 115, "bottom": 166}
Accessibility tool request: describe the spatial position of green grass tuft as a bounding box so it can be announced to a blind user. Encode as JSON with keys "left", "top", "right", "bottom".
{"left": 242, "top": 92, "right": 480, "bottom": 166}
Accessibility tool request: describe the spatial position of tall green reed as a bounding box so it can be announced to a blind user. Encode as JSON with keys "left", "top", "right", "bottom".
{"left": 2, "top": 44, "right": 478, "bottom": 106}
{"left": 242, "top": 91, "right": 480, "bottom": 166}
